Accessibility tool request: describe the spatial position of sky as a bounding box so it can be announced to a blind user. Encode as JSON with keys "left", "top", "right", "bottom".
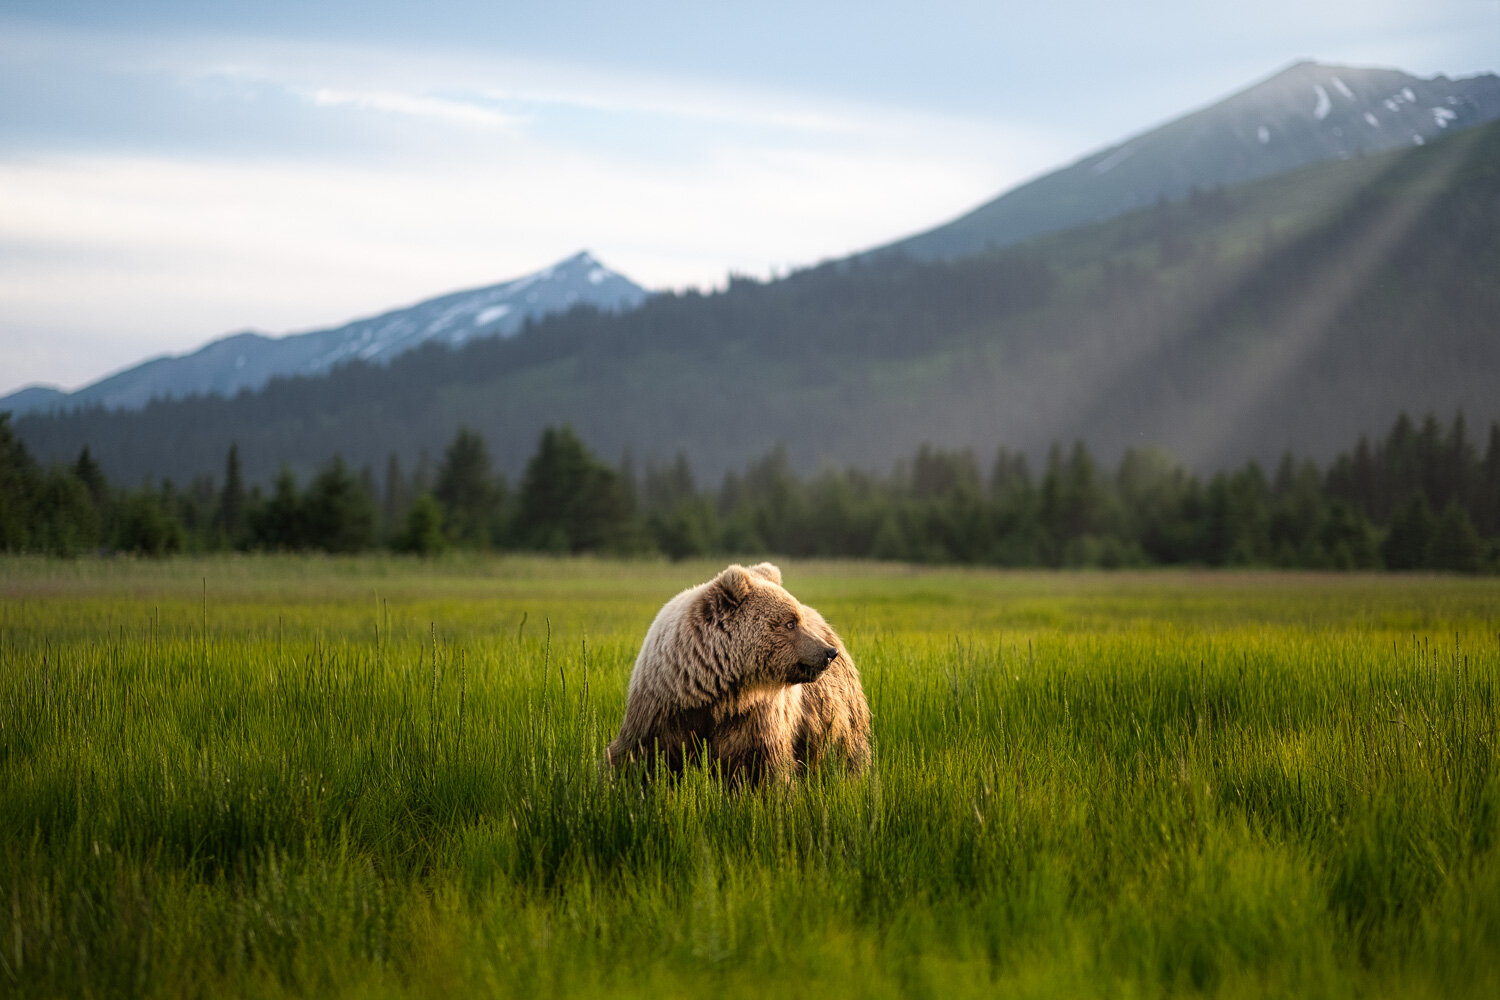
{"left": 2, "top": 1, "right": 1497, "bottom": 397}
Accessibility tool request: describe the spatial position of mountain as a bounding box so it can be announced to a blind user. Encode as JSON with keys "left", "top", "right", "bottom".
{"left": 876, "top": 61, "right": 1500, "bottom": 262}
{"left": 14, "top": 114, "right": 1499, "bottom": 489}
{"left": 1, "top": 251, "right": 647, "bottom": 416}
{"left": 0, "top": 385, "right": 70, "bottom": 415}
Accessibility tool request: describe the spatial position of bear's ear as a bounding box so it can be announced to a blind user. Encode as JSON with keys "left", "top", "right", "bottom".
{"left": 747, "top": 562, "right": 782, "bottom": 585}
{"left": 712, "top": 564, "right": 755, "bottom": 605}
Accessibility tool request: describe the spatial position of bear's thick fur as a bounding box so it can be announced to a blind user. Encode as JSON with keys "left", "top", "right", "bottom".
{"left": 606, "top": 562, "right": 871, "bottom": 781}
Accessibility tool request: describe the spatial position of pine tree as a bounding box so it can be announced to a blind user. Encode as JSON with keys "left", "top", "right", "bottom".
{"left": 1478, "top": 423, "right": 1500, "bottom": 536}
{"left": 1040, "top": 441, "right": 1114, "bottom": 559}
{"left": 1382, "top": 495, "right": 1436, "bottom": 570}
{"left": 1417, "top": 413, "right": 1446, "bottom": 509}
{"left": 250, "top": 467, "right": 305, "bottom": 551}
{"left": 515, "top": 425, "right": 634, "bottom": 553}
{"left": 393, "top": 492, "right": 446, "bottom": 555}
{"left": 381, "top": 452, "right": 408, "bottom": 539}
{"left": 181, "top": 475, "right": 218, "bottom": 549}
{"left": 73, "top": 447, "right": 109, "bottom": 509}
{"left": 911, "top": 444, "right": 980, "bottom": 501}
{"left": 303, "top": 455, "right": 376, "bottom": 553}
{"left": 1270, "top": 460, "right": 1325, "bottom": 565}
{"left": 737, "top": 445, "right": 803, "bottom": 551}
{"left": 115, "top": 488, "right": 183, "bottom": 556}
{"left": 412, "top": 449, "right": 433, "bottom": 498}
{"left": 435, "top": 427, "right": 501, "bottom": 547}
{"left": 644, "top": 450, "right": 697, "bottom": 514}
{"left": 1442, "top": 411, "right": 1474, "bottom": 514}
{"left": 1203, "top": 465, "right": 1270, "bottom": 566}
{"left": 34, "top": 467, "right": 99, "bottom": 556}
{"left": 218, "top": 443, "right": 245, "bottom": 545}
{"left": 0, "top": 413, "right": 39, "bottom": 551}
{"left": 1350, "top": 435, "right": 1377, "bottom": 517}
{"left": 988, "top": 448, "right": 1032, "bottom": 504}
{"left": 1379, "top": 413, "right": 1417, "bottom": 518}
{"left": 649, "top": 497, "right": 714, "bottom": 561}
{"left": 1115, "top": 448, "right": 1192, "bottom": 564}
{"left": 1318, "top": 500, "right": 1379, "bottom": 570}
{"left": 1429, "top": 501, "right": 1483, "bottom": 574}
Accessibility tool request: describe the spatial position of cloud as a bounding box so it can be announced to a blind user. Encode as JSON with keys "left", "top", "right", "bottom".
{"left": 0, "top": 20, "right": 1076, "bottom": 395}
{"left": 0, "top": 124, "right": 1031, "bottom": 392}
{"left": 153, "top": 31, "right": 912, "bottom": 139}
{"left": 304, "top": 87, "right": 525, "bottom": 131}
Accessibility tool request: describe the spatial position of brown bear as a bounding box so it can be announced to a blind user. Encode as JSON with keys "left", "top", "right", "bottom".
{"left": 606, "top": 562, "right": 871, "bottom": 782}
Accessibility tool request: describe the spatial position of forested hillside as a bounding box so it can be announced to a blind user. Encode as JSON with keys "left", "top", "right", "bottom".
{"left": 12, "top": 119, "right": 1500, "bottom": 489}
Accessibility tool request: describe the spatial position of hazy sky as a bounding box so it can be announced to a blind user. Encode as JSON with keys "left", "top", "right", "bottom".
{"left": 2, "top": 1, "right": 1497, "bottom": 396}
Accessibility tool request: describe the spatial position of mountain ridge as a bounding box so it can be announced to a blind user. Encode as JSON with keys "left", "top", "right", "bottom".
{"left": 13, "top": 115, "right": 1498, "bottom": 487}
{"left": 2, "top": 251, "right": 647, "bottom": 416}
{"left": 11, "top": 61, "right": 1494, "bottom": 422}
{"left": 872, "top": 60, "right": 1500, "bottom": 261}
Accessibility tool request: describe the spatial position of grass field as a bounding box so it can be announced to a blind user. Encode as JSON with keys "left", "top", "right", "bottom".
{"left": 2, "top": 555, "right": 1498, "bottom": 998}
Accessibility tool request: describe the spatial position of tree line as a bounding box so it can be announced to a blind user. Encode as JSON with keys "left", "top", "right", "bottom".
{"left": 2, "top": 409, "right": 1496, "bottom": 572}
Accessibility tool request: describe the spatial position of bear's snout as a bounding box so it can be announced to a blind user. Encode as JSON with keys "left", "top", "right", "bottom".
{"left": 790, "top": 643, "right": 838, "bottom": 684}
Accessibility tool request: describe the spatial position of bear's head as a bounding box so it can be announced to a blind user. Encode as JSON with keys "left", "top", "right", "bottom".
{"left": 706, "top": 563, "right": 838, "bottom": 687}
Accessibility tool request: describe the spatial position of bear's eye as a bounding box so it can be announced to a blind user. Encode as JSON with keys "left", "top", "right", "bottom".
{"left": 783, "top": 618, "right": 797, "bottom": 631}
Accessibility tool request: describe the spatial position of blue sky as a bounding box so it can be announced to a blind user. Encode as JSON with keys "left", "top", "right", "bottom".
{"left": 2, "top": 1, "right": 1497, "bottom": 396}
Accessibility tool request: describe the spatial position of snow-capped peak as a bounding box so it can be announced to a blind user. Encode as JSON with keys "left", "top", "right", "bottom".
{"left": 294, "top": 251, "right": 649, "bottom": 370}
{"left": 2, "top": 252, "right": 650, "bottom": 414}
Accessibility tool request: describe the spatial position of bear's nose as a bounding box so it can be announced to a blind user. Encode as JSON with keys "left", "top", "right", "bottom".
{"left": 823, "top": 646, "right": 838, "bottom": 664}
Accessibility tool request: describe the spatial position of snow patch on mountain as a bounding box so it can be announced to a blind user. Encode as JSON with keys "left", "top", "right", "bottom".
{"left": 1313, "top": 85, "right": 1332, "bottom": 120}
{"left": 1, "top": 252, "right": 649, "bottom": 415}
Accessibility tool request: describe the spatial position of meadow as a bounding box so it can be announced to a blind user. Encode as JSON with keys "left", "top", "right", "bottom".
{"left": 2, "top": 555, "right": 1498, "bottom": 998}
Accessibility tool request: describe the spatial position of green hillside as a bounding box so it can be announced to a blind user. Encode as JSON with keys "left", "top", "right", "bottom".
{"left": 13, "top": 119, "right": 1500, "bottom": 486}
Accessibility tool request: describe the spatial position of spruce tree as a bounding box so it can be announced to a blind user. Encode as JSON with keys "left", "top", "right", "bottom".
{"left": 1382, "top": 496, "right": 1436, "bottom": 570}
{"left": 115, "top": 489, "right": 183, "bottom": 556}
{"left": 1479, "top": 423, "right": 1500, "bottom": 536}
{"left": 1318, "top": 500, "right": 1379, "bottom": 570}
{"left": 35, "top": 467, "right": 99, "bottom": 556}
{"left": 515, "top": 425, "right": 633, "bottom": 553}
{"left": 382, "top": 452, "right": 408, "bottom": 538}
{"left": 1429, "top": 501, "right": 1483, "bottom": 574}
{"left": 73, "top": 447, "right": 109, "bottom": 509}
{"left": 394, "top": 493, "right": 446, "bottom": 555}
{"left": 250, "top": 467, "right": 305, "bottom": 551}
{"left": 219, "top": 443, "right": 245, "bottom": 545}
{"left": 303, "top": 455, "right": 375, "bottom": 553}
{"left": 435, "top": 427, "right": 501, "bottom": 547}
{"left": 0, "top": 413, "right": 39, "bottom": 551}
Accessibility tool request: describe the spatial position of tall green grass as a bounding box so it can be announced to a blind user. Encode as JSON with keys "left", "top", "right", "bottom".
{"left": 2, "top": 556, "right": 1498, "bottom": 997}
